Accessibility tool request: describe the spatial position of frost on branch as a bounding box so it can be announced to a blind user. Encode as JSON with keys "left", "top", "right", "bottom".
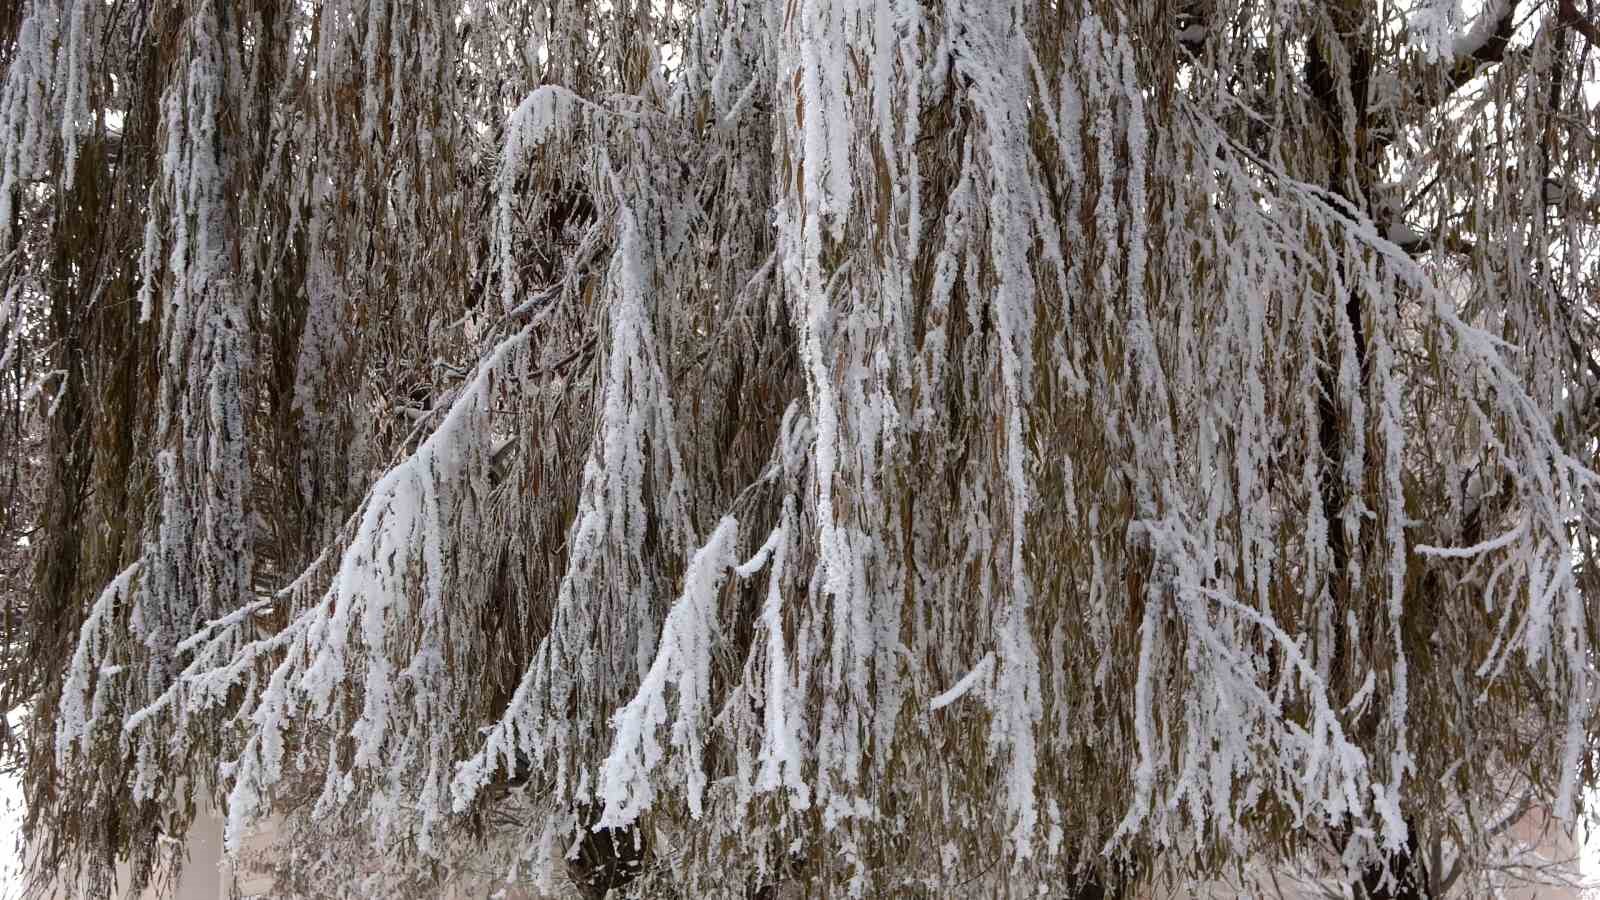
{"left": 598, "top": 516, "right": 741, "bottom": 826}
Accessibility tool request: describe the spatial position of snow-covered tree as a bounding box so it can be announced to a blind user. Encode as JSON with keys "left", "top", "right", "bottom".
{"left": 2, "top": 1, "right": 1598, "bottom": 898}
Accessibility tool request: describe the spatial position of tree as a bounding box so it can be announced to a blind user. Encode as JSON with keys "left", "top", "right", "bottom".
{"left": 2, "top": 0, "right": 1598, "bottom": 897}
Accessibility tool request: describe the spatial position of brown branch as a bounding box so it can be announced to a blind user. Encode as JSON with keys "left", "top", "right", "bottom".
{"left": 1443, "top": 1, "right": 1522, "bottom": 94}
{"left": 1559, "top": 0, "right": 1600, "bottom": 47}
{"left": 1389, "top": 0, "right": 1523, "bottom": 122}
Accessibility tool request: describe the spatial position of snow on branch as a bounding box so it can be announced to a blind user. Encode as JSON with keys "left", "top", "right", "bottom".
{"left": 171, "top": 325, "right": 533, "bottom": 853}
{"left": 597, "top": 516, "right": 740, "bottom": 828}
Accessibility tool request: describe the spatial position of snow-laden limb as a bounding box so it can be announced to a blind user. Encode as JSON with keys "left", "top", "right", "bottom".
{"left": 1406, "top": 0, "right": 1517, "bottom": 64}
{"left": 928, "top": 654, "right": 994, "bottom": 712}
{"left": 946, "top": 0, "right": 1052, "bottom": 857}
{"left": 168, "top": 325, "right": 533, "bottom": 853}
{"left": 597, "top": 516, "right": 740, "bottom": 827}
{"left": 1448, "top": 0, "right": 1517, "bottom": 61}
{"left": 497, "top": 86, "right": 586, "bottom": 312}
{"left": 1414, "top": 519, "right": 1528, "bottom": 558}
{"left": 1407, "top": 0, "right": 1468, "bottom": 62}
{"left": 0, "top": 0, "right": 99, "bottom": 232}
{"left": 453, "top": 73, "right": 704, "bottom": 817}
{"left": 55, "top": 562, "right": 142, "bottom": 769}
{"left": 119, "top": 4, "right": 258, "bottom": 811}
{"left": 747, "top": 496, "right": 809, "bottom": 806}
{"left": 776, "top": 0, "right": 868, "bottom": 836}
{"left": 23, "top": 1, "right": 263, "bottom": 832}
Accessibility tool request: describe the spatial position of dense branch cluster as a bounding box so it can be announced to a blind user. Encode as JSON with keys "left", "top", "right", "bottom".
{"left": 1, "top": 1, "right": 1598, "bottom": 898}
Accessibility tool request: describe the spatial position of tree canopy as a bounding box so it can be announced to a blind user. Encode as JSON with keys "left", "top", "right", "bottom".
{"left": 2, "top": 0, "right": 1599, "bottom": 897}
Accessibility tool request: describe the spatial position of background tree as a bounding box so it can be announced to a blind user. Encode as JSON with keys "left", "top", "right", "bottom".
{"left": 2, "top": 1, "right": 1599, "bottom": 898}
